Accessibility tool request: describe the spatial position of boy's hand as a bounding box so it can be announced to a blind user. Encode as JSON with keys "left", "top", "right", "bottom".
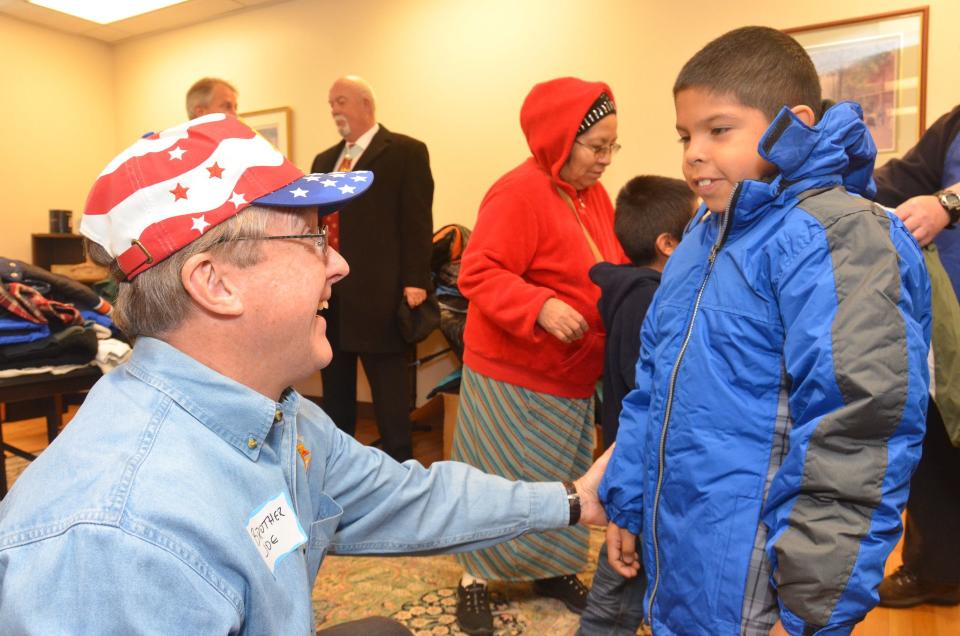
{"left": 572, "top": 444, "right": 614, "bottom": 526}
{"left": 606, "top": 522, "right": 641, "bottom": 578}
{"left": 769, "top": 620, "right": 790, "bottom": 636}
{"left": 537, "top": 298, "right": 588, "bottom": 342}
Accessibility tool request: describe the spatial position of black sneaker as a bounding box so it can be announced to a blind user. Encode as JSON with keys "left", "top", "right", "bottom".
{"left": 878, "top": 566, "right": 960, "bottom": 608}
{"left": 533, "top": 574, "right": 589, "bottom": 614}
{"left": 456, "top": 582, "right": 494, "bottom": 635}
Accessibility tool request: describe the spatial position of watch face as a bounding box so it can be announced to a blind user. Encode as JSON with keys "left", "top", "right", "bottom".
{"left": 942, "top": 191, "right": 960, "bottom": 210}
{"left": 939, "top": 190, "right": 960, "bottom": 226}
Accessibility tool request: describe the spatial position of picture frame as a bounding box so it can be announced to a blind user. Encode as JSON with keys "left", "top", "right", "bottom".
{"left": 786, "top": 7, "right": 928, "bottom": 162}
{"left": 239, "top": 107, "right": 293, "bottom": 159}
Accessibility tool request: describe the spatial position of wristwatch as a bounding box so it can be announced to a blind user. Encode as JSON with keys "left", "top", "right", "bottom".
{"left": 562, "top": 481, "right": 581, "bottom": 525}
{"left": 934, "top": 189, "right": 960, "bottom": 228}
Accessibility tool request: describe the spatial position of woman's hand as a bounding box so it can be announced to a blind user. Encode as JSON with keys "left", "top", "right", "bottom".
{"left": 537, "top": 298, "right": 588, "bottom": 342}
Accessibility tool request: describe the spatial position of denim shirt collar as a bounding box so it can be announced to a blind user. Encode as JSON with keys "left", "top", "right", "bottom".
{"left": 123, "top": 337, "right": 299, "bottom": 461}
{"left": 723, "top": 101, "right": 878, "bottom": 237}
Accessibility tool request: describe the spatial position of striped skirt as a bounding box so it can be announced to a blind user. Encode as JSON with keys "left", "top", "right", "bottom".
{"left": 452, "top": 365, "right": 595, "bottom": 581}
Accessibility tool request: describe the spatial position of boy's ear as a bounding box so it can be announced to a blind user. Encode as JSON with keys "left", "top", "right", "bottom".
{"left": 180, "top": 252, "right": 245, "bottom": 317}
{"left": 656, "top": 233, "right": 680, "bottom": 258}
{"left": 790, "top": 104, "right": 816, "bottom": 127}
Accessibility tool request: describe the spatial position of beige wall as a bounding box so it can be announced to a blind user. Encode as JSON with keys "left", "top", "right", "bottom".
{"left": 3, "top": 0, "right": 958, "bottom": 400}
{"left": 5, "top": 0, "right": 958, "bottom": 257}
{"left": 108, "top": 0, "right": 960, "bottom": 236}
{"left": 0, "top": 14, "right": 115, "bottom": 262}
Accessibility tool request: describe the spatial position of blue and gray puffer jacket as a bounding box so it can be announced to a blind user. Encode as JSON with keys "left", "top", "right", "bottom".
{"left": 599, "top": 102, "right": 931, "bottom": 636}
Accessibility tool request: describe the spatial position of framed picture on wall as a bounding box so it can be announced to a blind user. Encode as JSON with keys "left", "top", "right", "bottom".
{"left": 786, "top": 7, "right": 928, "bottom": 163}
{"left": 240, "top": 107, "right": 293, "bottom": 159}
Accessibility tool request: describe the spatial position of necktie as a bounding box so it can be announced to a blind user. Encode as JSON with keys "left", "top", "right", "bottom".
{"left": 328, "top": 144, "right": 355, "bottom": 251}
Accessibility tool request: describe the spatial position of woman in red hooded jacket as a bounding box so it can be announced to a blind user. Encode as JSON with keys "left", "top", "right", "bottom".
{"left": 452, "top": 77, "right": 626, "bottom": 635}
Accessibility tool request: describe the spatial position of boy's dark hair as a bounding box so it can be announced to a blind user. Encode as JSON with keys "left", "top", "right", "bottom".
{"left": 615, "top": 176, "right": 695, "bottom": 266}
{"left": 674, "top": 26, "right": 822, "bottom": 122}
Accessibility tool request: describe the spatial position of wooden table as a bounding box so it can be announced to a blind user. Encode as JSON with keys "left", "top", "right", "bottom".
{"left": 0, "top": 365, "right": 101, "bottom": 496}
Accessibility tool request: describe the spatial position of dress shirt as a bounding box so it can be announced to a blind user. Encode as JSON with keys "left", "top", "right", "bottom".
{"left": 332, "top": 123, "right": 380, "bottom": 171}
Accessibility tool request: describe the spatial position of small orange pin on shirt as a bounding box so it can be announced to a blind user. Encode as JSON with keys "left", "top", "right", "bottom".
{"left": 296, "top": 438, "right": 312, "bottom": 471}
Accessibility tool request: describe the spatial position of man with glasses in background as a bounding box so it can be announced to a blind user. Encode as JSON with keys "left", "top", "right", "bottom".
{"left": 186, "top": 77, "right": 239, "bottom": 119}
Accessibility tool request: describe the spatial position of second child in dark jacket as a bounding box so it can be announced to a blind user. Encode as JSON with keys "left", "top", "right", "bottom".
{"left": 578, "top": 176, "right": 695, "bottom": 636}
{"left": 589, "top": 177, "right": 696, "bottom": 450}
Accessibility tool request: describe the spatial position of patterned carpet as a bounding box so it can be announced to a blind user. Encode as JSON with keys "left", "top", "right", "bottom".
{"left": 313, "top": 526, "right": 607, "bottom": 635}
{"left": 5, "top": 458, "right": 621, "bottom": 635}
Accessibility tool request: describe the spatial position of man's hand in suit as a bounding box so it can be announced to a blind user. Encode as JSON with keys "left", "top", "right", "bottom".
{"left": 404, "top": 287, "right": 427, "bottom": 308}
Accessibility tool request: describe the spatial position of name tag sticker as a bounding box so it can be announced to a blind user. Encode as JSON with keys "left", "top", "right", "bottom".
{"left": 246, "top": 491, "right": 307, "bottom": 576}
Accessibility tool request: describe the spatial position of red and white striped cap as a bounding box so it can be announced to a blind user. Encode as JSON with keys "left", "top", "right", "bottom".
{"left": 81, "top": 114, "right": 372, "bottom": 280}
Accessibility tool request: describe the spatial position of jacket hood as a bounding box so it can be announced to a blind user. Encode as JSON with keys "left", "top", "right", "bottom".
{"left": 724, "top": 101, "right": 878, "bottom": 231}
{"left": 589, "top": 262, "right": 661, "bottom": 325}
{"left": 520, "top": 77, "right": 615, "bottom": 193}
{"left": 761, "top": 100, "right": 877, "bottom": 198}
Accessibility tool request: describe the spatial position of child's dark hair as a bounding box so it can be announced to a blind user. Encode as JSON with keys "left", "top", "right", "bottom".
{"left": 615, "top": 176, "right": 695, "bottom": 266}
{"left": 674, "top": 26, "right": 822, "bottom": 122}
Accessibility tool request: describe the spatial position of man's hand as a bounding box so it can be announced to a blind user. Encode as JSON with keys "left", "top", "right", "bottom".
{"left": 537, "top": 297, "right": 588, "bottom": 343}
{"left": 893, "top": 194, "right": 951, "bottom": 246}
{"left": 606, "top": 522, "right": 641, "bottom": 578}
{"left": 572, "top": 444, "right": 613, "bottom": 525}
{"left": 403, "top": 287, "right": 427, "bottom": 308}
{"left": 769, "top": 620, "right": 790, "bottom": 636}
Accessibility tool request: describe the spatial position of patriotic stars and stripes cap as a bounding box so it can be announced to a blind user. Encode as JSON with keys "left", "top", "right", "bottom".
{"left": 80, "top": 113, "right": 373, "bottom": 280}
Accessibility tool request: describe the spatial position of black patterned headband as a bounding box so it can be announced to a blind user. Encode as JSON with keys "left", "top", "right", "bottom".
{"left": 577, "top": 93, "right": 616, "bottom": 135}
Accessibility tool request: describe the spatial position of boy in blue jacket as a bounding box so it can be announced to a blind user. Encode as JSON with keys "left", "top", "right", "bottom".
{"left": 600, "top": 26, "right": 931, "bottom": 636}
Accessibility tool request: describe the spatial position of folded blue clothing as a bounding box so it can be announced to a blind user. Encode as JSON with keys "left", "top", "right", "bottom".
{"left": 0, "top": 308, "right": 115, "bottom": 347}
{"left": 80, "top": 310, "right": 112, "bottom": 329}
{"left": 0, "top": 316, "right": 50, "bottom": 345}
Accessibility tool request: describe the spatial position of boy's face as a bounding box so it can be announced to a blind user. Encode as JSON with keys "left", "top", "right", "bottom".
{"left": 675, "top": 88, "right": 776, "bottom": 213}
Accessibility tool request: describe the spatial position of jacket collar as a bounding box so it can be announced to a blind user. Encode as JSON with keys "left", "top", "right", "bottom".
{"left": 724, "top": 101, "right": 877, "bottom": 235}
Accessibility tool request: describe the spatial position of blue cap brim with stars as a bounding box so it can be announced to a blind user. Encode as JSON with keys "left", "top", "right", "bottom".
{"left": 252, "top": 170, "right": 374, "bottom": 215}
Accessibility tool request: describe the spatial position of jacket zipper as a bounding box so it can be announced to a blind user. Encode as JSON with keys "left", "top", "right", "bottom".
{"left": 645, "top": 183, "right": 739, "bottom": 624}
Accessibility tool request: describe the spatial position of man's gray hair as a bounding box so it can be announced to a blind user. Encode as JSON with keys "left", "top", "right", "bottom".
{"left": 87, "top": 205, "right": 297, "bottom": 339}
{"left": 186, "top": 77, "right": 237, "bottom": 118}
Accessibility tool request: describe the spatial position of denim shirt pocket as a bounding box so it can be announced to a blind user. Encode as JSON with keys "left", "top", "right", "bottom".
{"left": 306, "top": 492, "right": 344, "bottom": 577}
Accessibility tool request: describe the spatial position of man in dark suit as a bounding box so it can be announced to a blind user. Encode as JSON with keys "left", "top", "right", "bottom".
{"left": 311, "top": 76, "right": 434, "bottom": 462}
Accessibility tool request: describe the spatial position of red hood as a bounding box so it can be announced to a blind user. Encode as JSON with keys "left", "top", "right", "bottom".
{"left": 519, "top": 77, "right": 615, "bottom": 196}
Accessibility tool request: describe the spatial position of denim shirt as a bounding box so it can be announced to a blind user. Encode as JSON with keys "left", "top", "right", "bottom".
{"left": 0, "top": 338, "right": 567, "bottom": 634}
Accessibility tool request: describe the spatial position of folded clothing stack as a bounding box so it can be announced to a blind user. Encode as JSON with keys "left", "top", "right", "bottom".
{"left": 0, "top": 258, "right": 120, "bottom": 374}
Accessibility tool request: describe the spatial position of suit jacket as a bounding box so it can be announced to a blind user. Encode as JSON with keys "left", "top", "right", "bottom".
{"left": 311, "top": 125, "right": 434, "bottom": 352}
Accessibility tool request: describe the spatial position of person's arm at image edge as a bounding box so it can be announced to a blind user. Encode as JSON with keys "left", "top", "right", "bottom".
{"left": 874, "top": 106, "right": 960, "bottom": 245}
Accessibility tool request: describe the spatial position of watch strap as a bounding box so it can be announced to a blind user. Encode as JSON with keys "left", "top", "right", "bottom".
{"left": 562, "top": 481, "right": 581, "bottom": 526}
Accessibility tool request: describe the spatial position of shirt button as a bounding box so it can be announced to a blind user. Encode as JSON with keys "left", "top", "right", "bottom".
{"left": 247, "top": 437, "right": 258, "bottom": 449}
{"left": 274, "top": 409, "right": 283, "bottom": 423}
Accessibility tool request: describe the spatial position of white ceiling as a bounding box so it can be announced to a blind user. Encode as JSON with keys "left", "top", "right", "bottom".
{"left": 0, "top": 0, "right": 288, "bottom": 43}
